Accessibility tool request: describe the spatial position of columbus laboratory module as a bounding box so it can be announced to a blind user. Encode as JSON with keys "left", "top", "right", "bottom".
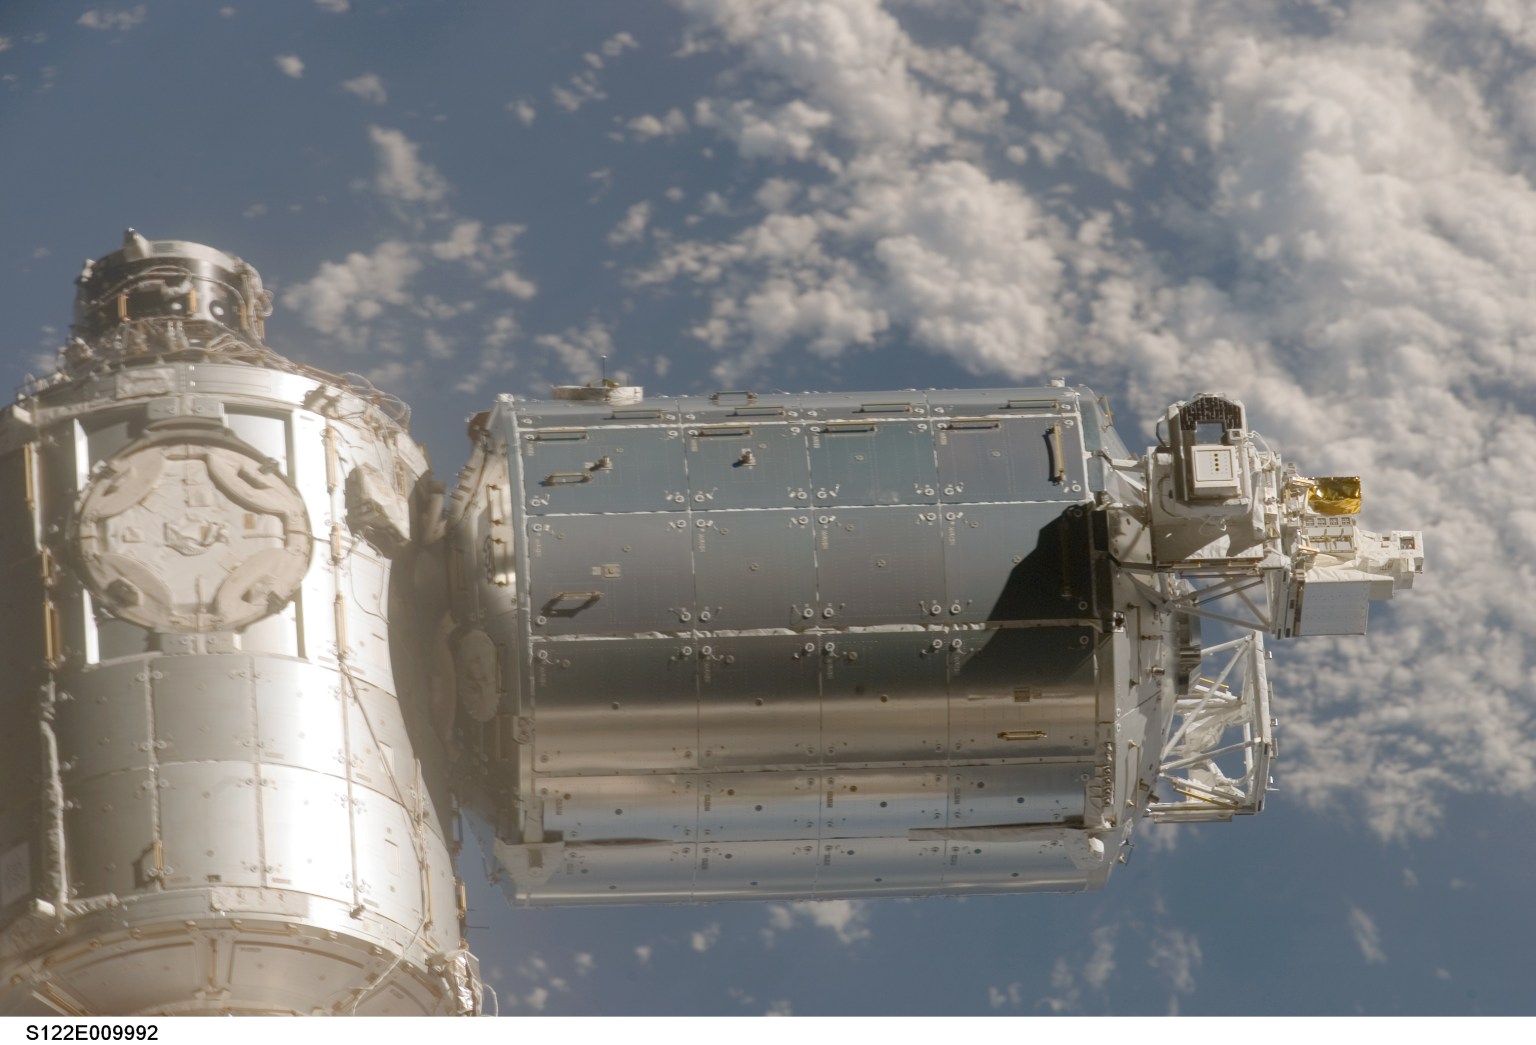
{"left": 0, "top": 233, "right": 1424, "bottom": 1015}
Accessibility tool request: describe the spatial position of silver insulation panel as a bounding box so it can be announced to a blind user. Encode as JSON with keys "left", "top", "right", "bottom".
{"left": 450, "top": 387, "right": 1173, "bottom": 904}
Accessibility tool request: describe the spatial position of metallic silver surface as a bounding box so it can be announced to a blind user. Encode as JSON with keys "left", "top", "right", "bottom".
{"left": 0, "top": 237, "right": 476, "bottom": 1016}
{"left": 2, "top": 235, "right": 1426, "bottom": 1014}
{"left": 449, "top": 389, "right": 1149, "bottom": 904}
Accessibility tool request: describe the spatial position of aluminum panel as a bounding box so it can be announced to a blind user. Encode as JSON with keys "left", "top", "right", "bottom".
{"left": 934, "top": 414, "right": 1086, "bottom": 503}
{"left": 821, "top": 769, "right": 949, "bottom": 836}
{"left": 691, "top": 510, "right": 816, "bottom": 630}
{"left": 516, "top": 423, "right": 687, "bottom": 515}
{"left": 681, "top": 396, "right": 802, "bottom": 424}
{"left": 949, "top": 763, "right": 1089, "bottom": 827}
{"left": 288, "top": 411, "right": 334, "bottom": 541}
{"left": 57, "top": 665, "right": 151, "bottom": 782}
{"left": 819, "top": 633, "right": 949, "bottom": 765}
{"left": 62, "top": 770, "right": 156, "bottom": 898}
{"left": 91, "top": 616, "right": 152, "bottom": 661}
{"left": 0, "top": 736, "right": 39, "bottom": 838}
{"left": 928, "top": 388, "right": 1070, "bottom": 414}
{"left": 948, "top": 627, "right": 1100, "bottom": 759}
{"left": 52, "top": 942, "right": 199, "bottom": 1016}
{"left": 538, "top": 774, "right": 697, "bottom": 842}
{"left": 157, "top": 761, "right": 263, "bottom": 890}
{"left": 226, "top": 941, "right": 363, "bottom": 1011}
{"left": 797, "top": 392, "right": 928, "bottom": 421}
{"left": 700, "top": 772, "right": 820, "bottom": 841}
{"left": 344, "top": 551, "right": 393, "bottom": 649}
{"left": 344, "top": 681, "right": 416, "bottom": 799}
{"left": 698, "top": 634, "right": 821, "bottom": 769}
{"left": 531, "top": 637, "right": 698, "bottom": 773}
{"left": 684, "top": 421, "right": 811, "bottom": 510}
{"left": 254, "top": 662, "right": 346, "bottom": 776}
{"left": 0, "top": 562, "right": 41, "bottom": 672}
{"left": 350, "top": 791, "right": 423, "bottom": 926}
{"left": 187, "top": 366, "right": 274, "bottom": 396}
{"left": 807, "top": 418, "right": 938, "bottom": 507}
{"left": 223, "top": 409, "right": 292, "bottom": 475}
{"left": 259, "top": 764, "right": 352, "bottom": 899}
{"left": 518, "top": 843, "right": 698, "bottom": 904}
{"left": 942, "top": 502, "right": 1097, "bottom": 625}
{"left": 815, "top": 507, "right": 944, "bottom": 626}
{"left": 515, "top": 399, "right": 682, "bottom": 430}
{"left": 238, "top": 600, "right": 301, "bottom": 658}
{"left": 692, "top": 838, "right": 819, "bottom": 900}
{"left": 942, "top": 839, "right": 1089, "bottom": 892}
{"left": 151, "top": 656, "right": 255, "bottom": 766}
{"left": 525, "top": 514, "right": 694, "bottom": 635}
{"left": 82, "top": 412, "right": 140, "bottom": 471}
{"left": 812, "top": 836, "right": 945, "bottom": 897}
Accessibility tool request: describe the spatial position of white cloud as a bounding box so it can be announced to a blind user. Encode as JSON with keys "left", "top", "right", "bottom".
{"left": 1036, "top": 955, "right": 1080, "bottom": 1014}
{"left": 422, "top": 329, "right": 454, "bottom": 360}
{"left": 368, "top": 125, "right": 449, "bottom": 204}
{"left": 634, "top": 945, "right": 652, "bottom": 964}
{"left": 78, "top": 6, "right": 145, "bottom": 31}
{"left": 1148, "top": 926, "right": 1201, "bottom": 996}
{"left": 486, "top": 270, "right": 537, "bottom": 299}
{"left": 315, "top": 0, "right": 349, "bottom": 12}
{"left": 677, "top": 0, "right": 952, "bottom": 154}
{"left": 1083, "top": 926, "right": 1117, "bottom": 990}
{"left": 987, "top": 982, "right": 1022, "bottom": 1010}
{"left": 0, "top": 36, "right": 11, "bottom": 52}
{"left": 523, "top": 986, "right": 548, "bottom": 1012}
{"left": 426, "top": 221, "right": 536, "bottom": 299}
{"left": 644, "top": 0, "right": 1536, "bottom": 841}
{"left": 608, "top": 202, "right": 652, "bottom": 246}
{"left": 763, "top": 999, "right": 793, "bottom": 1016}
{"left": 601, "top": 31, "right": 639, "bottom": 58}
{"left": 508, "top": 98, "right": 537, "bottom": 126}
{"left": 762, "top": 899, "right": 871, "bottom": 946}
{"left": 552, "top": 70, "right": 606, "bottom": 112}
{"left": 627, "top": 108, "right": 689, "bottom": 140}
{"left": 1142, "top": 821, "right": 1180, "bottom": 854}
{"left": 342, "top": 73, "right": 387, "bottom": 104}
{"left": 690, "top": 922, "right": 721, "bottom": 953}
{"left": 280, "top": 240, "right": 421, "bottom": 343}
{"left": 531, "top": 320, "right": 615, "bottom": 385}
{"left": 274, "top": 54, "right": 304, "bottom": 79}
{"left": 431, "top": 221, "right": 482, "bottom": 261}
{"left": 573, "top": 952, "right": 595, "bottom": 976}
{"left": 1348, "top": 906, "right": 1388, "bottom": 965}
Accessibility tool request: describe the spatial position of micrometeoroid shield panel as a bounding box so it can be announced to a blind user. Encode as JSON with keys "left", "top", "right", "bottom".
{"left": 452, "top": 388, "right": 1148, "bottom": 904}
{"left": 0, "top": 362, "right": 470, "bottom": 1016}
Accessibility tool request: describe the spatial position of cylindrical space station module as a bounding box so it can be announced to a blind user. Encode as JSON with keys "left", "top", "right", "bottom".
{"left": 0, "top": 234, "right": 1425, "bottom": 1015}
{"left": 446, "top": 384, "right": 1423, "bottom": 903}
{"left": 0, "top": 234, "right": 475, "bottom": 1015}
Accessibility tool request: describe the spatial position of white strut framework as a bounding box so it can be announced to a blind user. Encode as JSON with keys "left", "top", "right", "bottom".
{"left": 1150, "top": 630, "right": 1274, "bottom": 822}
{"left": 1104, "top": 393, "right": 1423, "bottom": 823}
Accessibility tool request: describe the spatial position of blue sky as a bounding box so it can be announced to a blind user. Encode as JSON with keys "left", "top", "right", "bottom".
{"left": 3, "top": 0, "right": 1533, "bottom": 1016}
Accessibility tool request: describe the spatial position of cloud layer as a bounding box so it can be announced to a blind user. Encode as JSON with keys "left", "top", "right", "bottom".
{"left": 629, "top": 0, "right": 1536, "bottom": 839}
{"left": 276, "top": 0, "right": 1536, "bottom": 842}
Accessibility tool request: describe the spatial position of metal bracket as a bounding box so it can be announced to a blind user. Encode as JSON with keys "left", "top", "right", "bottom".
{"left": 1149, "top": 631, "right": 1276, "bottom": 822}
